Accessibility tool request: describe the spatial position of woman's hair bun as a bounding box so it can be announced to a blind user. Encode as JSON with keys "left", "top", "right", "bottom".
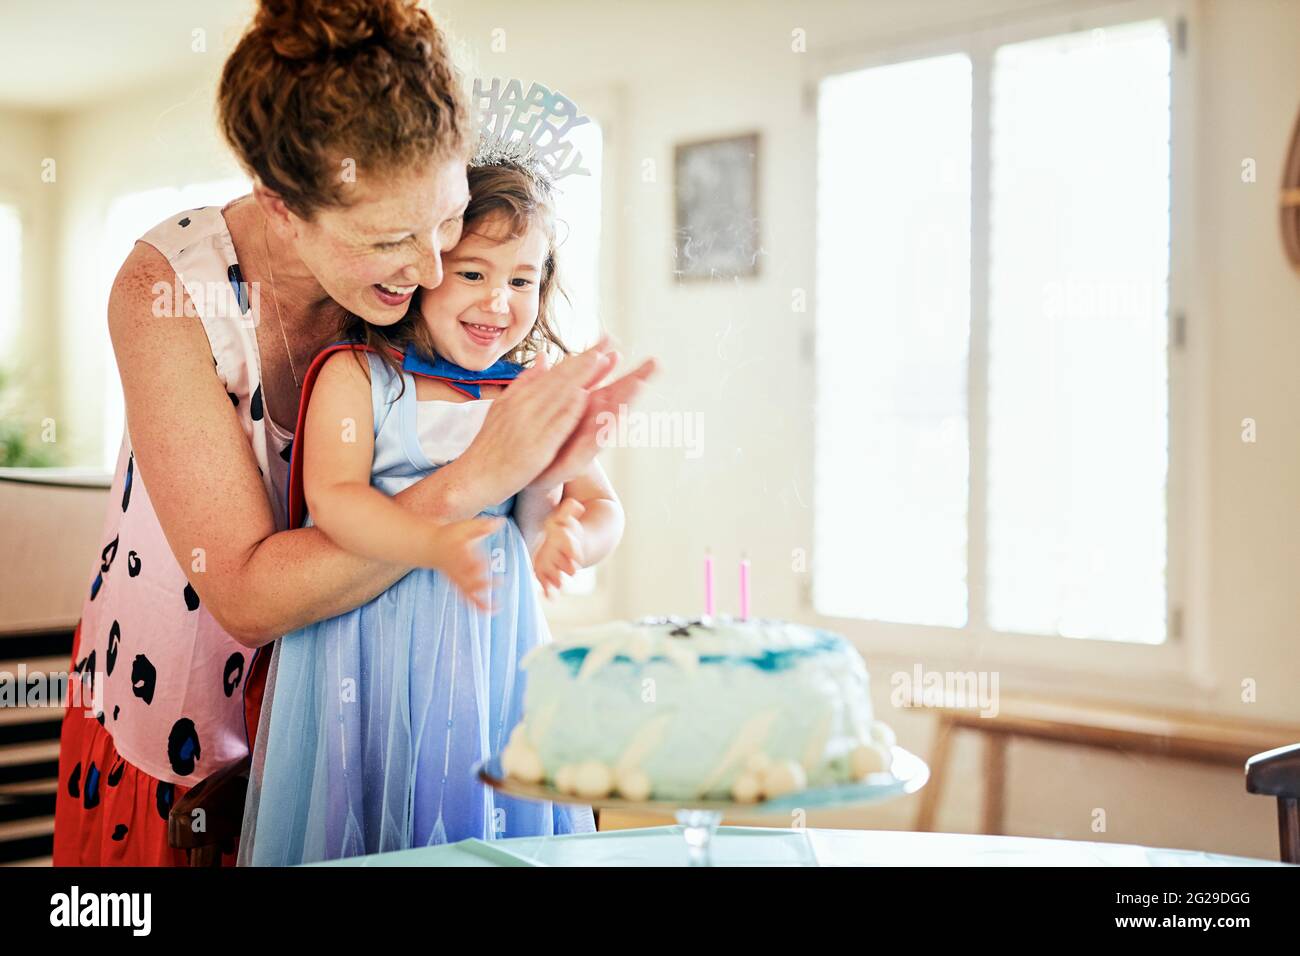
{"left": 221, "top": 0, "right": 468, "bottom": 218}
{"left": 255, "top": 0, "right": 427, "bottom": 61}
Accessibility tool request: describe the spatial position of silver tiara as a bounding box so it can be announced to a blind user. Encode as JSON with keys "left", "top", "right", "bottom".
{"left": 469, "top": 77, "right": 592, "bottom": 189}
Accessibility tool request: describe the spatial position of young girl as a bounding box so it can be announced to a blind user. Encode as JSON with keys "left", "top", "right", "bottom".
{"left": 238, "top": 151, "right": 635, "bottom": 864}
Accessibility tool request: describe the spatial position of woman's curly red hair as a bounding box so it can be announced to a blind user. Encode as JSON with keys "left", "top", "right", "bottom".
{"left": 218, "top": 0, "right": 472, "bottom": 219}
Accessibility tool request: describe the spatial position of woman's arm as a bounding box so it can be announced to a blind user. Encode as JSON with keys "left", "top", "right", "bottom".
{"left": 514, "top": 481, "right": 563, "bottom": 554}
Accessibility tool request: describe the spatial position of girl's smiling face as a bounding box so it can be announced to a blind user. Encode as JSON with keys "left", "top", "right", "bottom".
{"left": 418, "top": 213, "right": 548, "bottom": 370}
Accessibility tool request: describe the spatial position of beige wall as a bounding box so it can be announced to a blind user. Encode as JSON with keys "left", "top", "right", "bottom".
{"left": 1199, "top": 0, "right": 1300, "bottom": 725}
{"left": 7, "top": 0, "right": 1299, "bottom": 858}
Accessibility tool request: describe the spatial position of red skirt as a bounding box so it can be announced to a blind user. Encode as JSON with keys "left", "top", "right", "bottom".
{"left": 52, "top": 619, "right": 263, "bottom": 867}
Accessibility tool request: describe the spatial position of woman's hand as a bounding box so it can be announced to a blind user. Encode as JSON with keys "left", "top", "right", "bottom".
{"left": 422, "top": 515, "right": 503, "bottom": 611}
{"left": 531, "top": 498, "right": 586, "bottom": 599}
{"left": 530, "top": 349, "right": 658, "bottom": 490}
{"left": 451, "top": 343, "right": 616, "bottom": 508}
{"left": 451, "top": 337, "right": 657, "bottom": 509}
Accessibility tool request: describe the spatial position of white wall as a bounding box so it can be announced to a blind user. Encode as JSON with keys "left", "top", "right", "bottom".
{"left": 1199, "top": 0, "right": 1300, "bottom": 725}
{"left": 13, "top": 0, "right": 1300, "bottom": 858}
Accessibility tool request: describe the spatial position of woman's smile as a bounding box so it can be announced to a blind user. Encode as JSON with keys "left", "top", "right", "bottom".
{"left": 373, "top": 282, "right": 418, "bottom": 307}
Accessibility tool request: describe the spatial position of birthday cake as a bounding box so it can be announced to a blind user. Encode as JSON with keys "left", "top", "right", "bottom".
{"left": 503, "top": 616, "right": 896, "bottom": 802}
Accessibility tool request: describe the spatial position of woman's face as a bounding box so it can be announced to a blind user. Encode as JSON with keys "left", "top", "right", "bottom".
{"left": 417, "top": 214, "right": 548, "bottom": 371}
{"left": 291, "top": 156, "right": 471, "bottom": 325}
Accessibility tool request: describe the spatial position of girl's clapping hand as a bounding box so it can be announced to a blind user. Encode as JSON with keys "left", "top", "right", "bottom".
{"left": 426, "top": 515, "right": 503, "bottom": 610}
{"left": 531, "top": 498, "right": 586, "bottom": 599}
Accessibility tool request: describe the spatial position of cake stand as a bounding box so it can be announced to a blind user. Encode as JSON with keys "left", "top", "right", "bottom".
{"left": 474, "top": 746, "right": 929, "bottom": 866}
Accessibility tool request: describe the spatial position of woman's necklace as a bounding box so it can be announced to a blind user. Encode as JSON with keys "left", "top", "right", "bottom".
{"left": 262, "top": 218, "right": 300, "bottom": 390}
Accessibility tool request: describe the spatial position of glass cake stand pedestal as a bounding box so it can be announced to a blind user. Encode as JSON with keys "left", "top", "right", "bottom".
{"left": 475, "top": 746, "right": 929, "bottom": 866}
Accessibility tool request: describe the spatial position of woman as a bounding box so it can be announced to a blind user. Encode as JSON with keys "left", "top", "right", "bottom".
{"left": 52, "top": 0, "right": 651, "bottom": 866}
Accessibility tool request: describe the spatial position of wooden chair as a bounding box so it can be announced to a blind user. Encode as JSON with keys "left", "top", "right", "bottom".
{"left": 1246, "top": 743, "right": 1300, "bottom": 863}
{"left": 167, "top": 756, "right": 251, "bottom": 867}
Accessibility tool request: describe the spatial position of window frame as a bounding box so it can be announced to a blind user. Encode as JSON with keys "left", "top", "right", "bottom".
{"left": 523, "top": 82, "right": 625, "bottom": 627}
{"left": 0, "top": 195, "right": 23, "bottom": 362}
{"left": 804, "top": 0, "right": 1207, "bottom": 691}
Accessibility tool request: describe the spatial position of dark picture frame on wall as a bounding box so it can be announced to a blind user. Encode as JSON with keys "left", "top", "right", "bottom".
{"left": 672, "top": 131, "right": 761, "bottom": 280}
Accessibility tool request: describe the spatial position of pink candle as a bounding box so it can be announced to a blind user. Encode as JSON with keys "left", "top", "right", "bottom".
{"left": 739, "top": 555, "right": 750, "bottom": 621}
{"left": 704, "top": 551, "right": 714, "bottom": 616}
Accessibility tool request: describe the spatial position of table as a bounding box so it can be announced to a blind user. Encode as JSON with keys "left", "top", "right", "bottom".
{"left": 309, "top": 825, "right": 1294, "bottom": 867}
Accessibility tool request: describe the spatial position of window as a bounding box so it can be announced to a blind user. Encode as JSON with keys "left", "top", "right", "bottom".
{"left": 549, "top": 118, "right": 604, "bottom": 353}
{"left": 815, "top": 54, "right": 972, "bottom": 630}
{"left": 986, "top": 22, "right": 1171, "bottom": 643}
{"left": 814, "top": 13, "right": 1176, "bottom": 646}
{"left": 0, "top": 203, "right": 20, "bottom": 362}
{"left": 543, "top": 118, "right": 604, "bottom": 596}
{"left": 97, "top": 178, "right": 251, "bottom": 470}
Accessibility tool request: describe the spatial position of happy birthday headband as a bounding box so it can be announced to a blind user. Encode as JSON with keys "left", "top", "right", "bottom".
{"left": 469, "top": 77, "right": 592, "bottom": 192}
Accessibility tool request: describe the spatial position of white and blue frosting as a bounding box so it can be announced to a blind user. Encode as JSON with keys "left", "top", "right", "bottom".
{"left": 513, "top": 616, "right": 887, "bottom": 801}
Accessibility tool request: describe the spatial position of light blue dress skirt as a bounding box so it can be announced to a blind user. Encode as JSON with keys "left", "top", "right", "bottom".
{"left": 238, "top": 352, "right": 595, "bottom": 865}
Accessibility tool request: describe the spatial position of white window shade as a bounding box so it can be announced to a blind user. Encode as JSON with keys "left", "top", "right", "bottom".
{"left": 548, "top": 119, "right": 604, "bottom": 354}
{"left": 0, "top": 204, "right": 20, "bottom": 362}
{"left": 814, "top": 54, "right": 973, "bottom": 628}
{"left": 986, "top": 20, "right": 1171, "bottom": 643}
{"left": 546, "top": 118, "right": 604, "bottom": 596}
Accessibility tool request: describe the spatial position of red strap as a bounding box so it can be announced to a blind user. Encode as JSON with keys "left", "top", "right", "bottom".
{"left": 286, "top": 343, "right": 383, "bottom": 530}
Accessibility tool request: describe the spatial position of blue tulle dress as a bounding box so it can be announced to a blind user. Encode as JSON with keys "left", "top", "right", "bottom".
{"left": 238, "top": 348, "right": 595, "bottom": 865}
